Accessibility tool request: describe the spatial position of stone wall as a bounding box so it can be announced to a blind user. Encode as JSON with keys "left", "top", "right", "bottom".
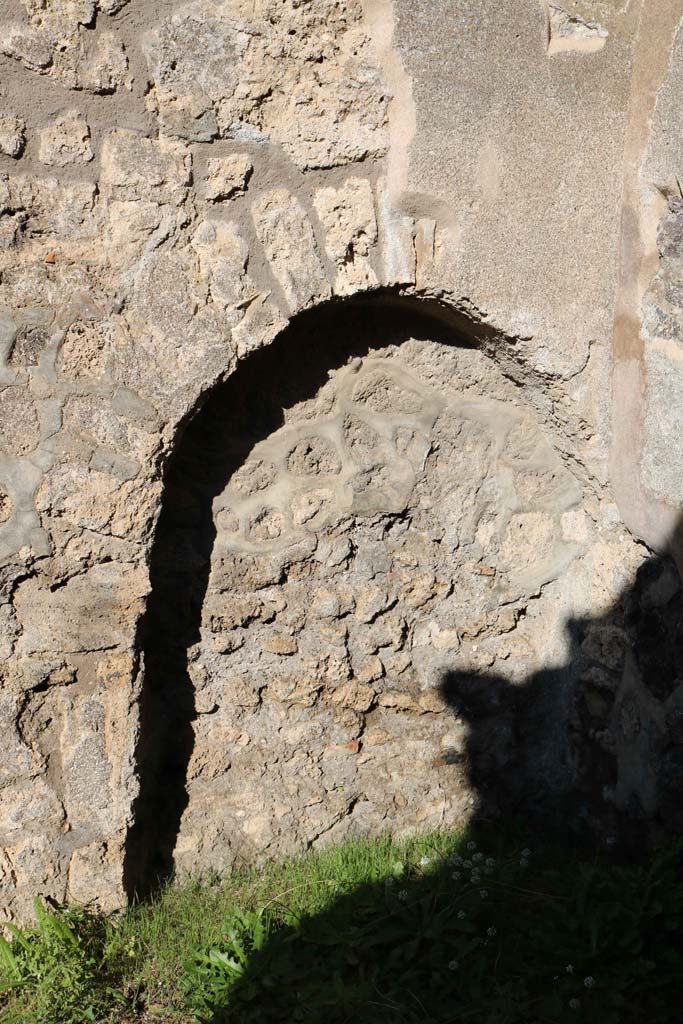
{"left": 130, "top": 304, "right": 589, "bottom": 886}
{"left": 2, "top": 0, "right": 683, "bottom": 920}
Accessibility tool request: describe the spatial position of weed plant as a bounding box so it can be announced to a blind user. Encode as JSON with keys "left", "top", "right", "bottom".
{"left": 1, "top": 825, "right": 682, "bottom": 1024}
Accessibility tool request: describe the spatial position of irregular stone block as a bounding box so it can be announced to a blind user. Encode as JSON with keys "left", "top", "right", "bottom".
{"left": 0, "top": 483, "right": 12, "bottom": 524}
{"left": 252, "top": 189, "right": 330, "bottom": 311}
{"left": 39, "top": 111, "right": 93, "bottom": 166}
{"left": 13, "top": 562, "right": 148, "bottom": 657}
{"left": 0, "top": 5, "right": 129, "bottom": 92}
{"left": 204, "top": 154, "right": 253, "bottom": 202}
{"left": 0, "top": 387, "right": 40, "bottom": 455}
{"left": 314, "top": 177, "right": 379, "bottom": 295}
{"left": 546, "top": 3, "right": 608, "bottom": 56}
{"left": 141, "top": 0, "right": 388, "bottom": 167}
{"left": 0, "top": 116, "right": 26, "bottom": 158}
{"left": 375, "top": 178, "right": 416, "bottom": 287}
{"left": 100, "top": 129, "right": 191, "bottom": 203}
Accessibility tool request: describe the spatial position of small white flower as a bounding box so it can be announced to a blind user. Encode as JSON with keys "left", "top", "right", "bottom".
{"left": 473, "top": 852, "right": 484, "bottom": 863}
{"left": 448, "top": 960, "right": 459, "bottom": 971}
{"left": 452, "top": 871, "right": 461, "bottom": 881}
{"left": 457, "top": 910, "right": 466, "bottom": 920}
{"left": 467, "top": 841, "right": 477, "bottom": 850}
{"left": 450, "top": 854, "right": 462, "bottom": 866}
{"left": 479, "top": 889, "right": 489, "bottom": 899}
{"left": 565, "top": 964, "right": 574, "bottom": 974}
{"left": 521, "top": 848, "right": 531, "bottom": 857}
{"left": 584, "top": 976, "right": 595, "bottom": 988}
{"left": 463, "top": 859, "right": 473, "bottom": 869}
{"left": 485, "top": 857, "right": 495, "bottom": 869}
{"left": 398, "top": 889, "right": 408, "bottom": 902}
{"left": 471, "top": 871, "right": 481, "bottom": 883}
{"left": 419, "top": 856, "right": 431, "bottom": 867}
{"left": 487, "top": 927, "right": 497, "bottom": 937}
{"left": 386, "top": 876, "right": 395, "bottom": 886}
{"left": 520, "top": 858, "right": 529, "bottom": 869}
{"left": 569, "top": 998, "right": 580, "bottom": 1010}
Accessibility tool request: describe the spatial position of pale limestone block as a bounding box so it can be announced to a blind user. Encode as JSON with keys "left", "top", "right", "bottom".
{"left": 98, "top": 0, "right": 130, "bottom": 13}
{"left": 0, "top": 388, "right": 40, "bottom": 456}
{"left": 100, "top": 129, "right": 190, "bottom": 202}
{"left": 313, "top": 177, "right": 379, "bottom": 295}
{"left": 142, "top": 0, "right": 387, "bottom": 166}
{"left": 230, "top": 293, "right": 287, "bottom": 359}
{"left": 0, "top": 115, "right": 26, "bottom": 158}
{"left": 81, "top": 31, "right": 128, "bottom": 92}
{"left": 0, "top": 484, "right": 12, "bottom": 524}
{"left": 68, "top": 841, "right": 123, "bottom": 910}
{"left": 547, "top": 4, "right": 608, "bottom": 56}
{"left": 204, "top": 153, "right": 252, "bottom": 201}
{"left": 252, "top": 188, "right": 330, "bottom": 311}
{"left": 0, "top": 7, "right": 129, "bottom": 92}
{"left": 376, "top": 178, "right": 416, "bottom": 286}
{"left": 190, "top": 218, "right": 251, "bottom": 313}
{"left": 57, "top": 320, "right": 111, "bottom": 381}
{"left": 642, "top": 342, "right": 683, "bottom": 504}
{"left": 39, "top": 110, "right": 93, "bottom": 166}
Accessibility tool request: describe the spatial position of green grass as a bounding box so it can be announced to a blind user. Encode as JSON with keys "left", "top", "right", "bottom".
{"left": 1, "top": 825, "right": 682, "bottom": 1024}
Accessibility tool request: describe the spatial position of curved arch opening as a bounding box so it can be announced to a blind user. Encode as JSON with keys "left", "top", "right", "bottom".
{"left": 123, "top": 292, "right": 584, "bottom": 897}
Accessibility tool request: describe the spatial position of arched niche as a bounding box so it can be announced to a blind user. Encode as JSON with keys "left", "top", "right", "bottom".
{"left": 124, "top": 293, "right": 586, "bottom": 895}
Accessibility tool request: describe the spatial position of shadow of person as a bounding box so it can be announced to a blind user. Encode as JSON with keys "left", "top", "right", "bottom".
{"left": 439, "top": 527, "right": 683, "bottom": 852}
{"left": 118, "top": 289, "right": 683, "bottom": 1014}
{"left": 180, "top": 529, "right": 683, "bottom": 1023}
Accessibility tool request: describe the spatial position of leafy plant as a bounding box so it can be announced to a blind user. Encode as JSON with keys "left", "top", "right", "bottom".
{"left": 0, "top": 896, "right": 121, "bottom": 1024}
{"left": 177, "top": 836, "right": 683, "bottom": 1024}
{"left": 1, "top": 830, "right": 683, "bottom": 1024}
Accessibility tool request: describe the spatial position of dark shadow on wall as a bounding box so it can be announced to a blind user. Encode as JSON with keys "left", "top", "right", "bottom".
{"left": 123, "top": 287, "right": 683, "bottom": 904}
{"left": 178, "top": 535, "right": 683, "bottom": 1024}
{"left": 439, "top": 528, "right": 683, "bottom": 848}
{"left": 123, "top": 293, "right": 490, "bottom": 898}
{"left": 123, "top": 293, "right": 683, "bottom": 1020}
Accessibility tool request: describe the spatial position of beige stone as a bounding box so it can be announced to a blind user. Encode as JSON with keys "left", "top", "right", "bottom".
{"left": 546, "top": 4, "right": 608, "bottom": 56}
{"left": 314, "top": 177, "right": 378, "bottom": 294}
{"left": 252, "top": 189, "right": 330, "bottom": 311}
{"left": 39, "top": 111, "right": 93, "bottom": 166}
{"left": 142, "top": 0, "right": 387, "bottom": 166}
{"left": 0, "top": 4, "right": 129, "bottom": 92}
{"left": 0, "top": 115, "right": 26, "bottom": 158}
{"left": 260, "top": 632, "right": 298, "bottom": 656}
{"left": 0, "top": 388, "right": 40, "bottom": 455}
{"left": 0, "top": 485, "right": 13, "bottom": 524}
{"left": 204, "top": 154, "right": 252, "bottom": 201}
{"left": 190, "top": 218, "right": 254, "bottom": 316}
{"left": 57, "top": 320, "right": 111, "bottom": 380}
{"left": 100, "top": 129, "right": 191, "bottom": 202}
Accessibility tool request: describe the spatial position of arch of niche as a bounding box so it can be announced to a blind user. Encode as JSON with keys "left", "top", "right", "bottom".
{"left": 1, "top": 0, "right": 668, "bottom": 924}
{"left": 0, "top": 159, "right": 599, "bottom": 921}
{"left": 124, "top": 291, "right": 587, "bottom": 895}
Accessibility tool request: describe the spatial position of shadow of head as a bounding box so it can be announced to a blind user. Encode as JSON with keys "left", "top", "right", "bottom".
{"left": 125, "top": 287, "right": 683, "bottom": 896}
{"left": 437, "top": 530, "right": 683, "bottom": 848}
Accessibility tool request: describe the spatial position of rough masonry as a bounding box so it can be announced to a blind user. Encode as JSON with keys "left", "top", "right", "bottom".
{"left": 1, "top": 0, "right": 683, "bottom": 920}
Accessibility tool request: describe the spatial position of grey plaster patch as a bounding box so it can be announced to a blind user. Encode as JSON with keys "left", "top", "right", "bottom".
{"left": 642, "top": 342, "right": 683, "bottom": 505}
